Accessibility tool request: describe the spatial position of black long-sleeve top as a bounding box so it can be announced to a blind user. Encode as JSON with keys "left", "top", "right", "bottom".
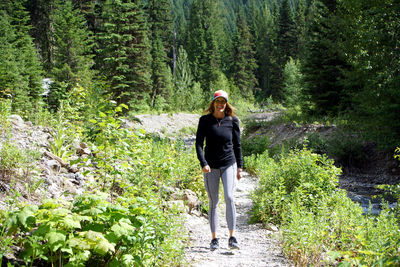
{"left": 195, "top": 114, "right": 243, "bottom": 169}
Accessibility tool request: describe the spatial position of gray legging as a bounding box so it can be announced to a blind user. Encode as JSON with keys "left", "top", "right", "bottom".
{"left": 204, "top": 163, "right": 237, "bottom": 233}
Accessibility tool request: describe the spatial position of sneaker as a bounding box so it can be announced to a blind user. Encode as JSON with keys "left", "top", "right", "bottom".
{"left": 228, "top": 236, "right": 240, "bottom": 249}
{"left": 210, "top": 238, "right": 219, "bottom": 250}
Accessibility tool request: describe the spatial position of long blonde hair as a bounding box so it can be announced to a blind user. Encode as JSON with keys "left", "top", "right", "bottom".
{"left": 204, "top": 100, "right": 236, "bottom": 117}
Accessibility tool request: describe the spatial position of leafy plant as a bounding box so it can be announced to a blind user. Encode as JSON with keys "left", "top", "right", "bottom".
{"left": 249, "top": 147, "right": 400, "bottom": 266}
{"left": 250, "top": 147, "right": 341, "bottom": 224}
{"left": 0, "top": 98, "right": 11, "bottom": 132}
{"left": 242, "top": 134, "right": 271, "bottom": 157}
{"left": 0, "top": 143, "right": 39, "bottom": 181}
{"left": 48, "top": 125, "right": 75, "bottom": 161}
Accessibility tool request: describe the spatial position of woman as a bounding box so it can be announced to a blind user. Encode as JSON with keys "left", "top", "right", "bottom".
{"left": 195, "top": 90, "right": 243, "bottom": 250}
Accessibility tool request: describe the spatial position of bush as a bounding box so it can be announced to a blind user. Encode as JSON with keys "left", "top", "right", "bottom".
{"left": 0, "top": 191, "right": 186, "bottom": 266}
{"left": 0, "top": 143, "right": 40, "bottom": 181}
{"left": 249, "top": 147, "right": 400, "bottom": 266}
{"left": 249, "top": 148, "right": 341, "bottom": 225}
{"left": 242, "top": 134, "right": 271, "bottom": 157}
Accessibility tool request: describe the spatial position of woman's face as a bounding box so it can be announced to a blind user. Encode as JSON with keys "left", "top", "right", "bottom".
{"left": 214, "top": 98, "right": 227, "bottom": 113}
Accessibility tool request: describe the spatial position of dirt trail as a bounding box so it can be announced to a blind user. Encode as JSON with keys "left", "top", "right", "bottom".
{"left": 183, "top": 171, "right": 292, "bottom": 267}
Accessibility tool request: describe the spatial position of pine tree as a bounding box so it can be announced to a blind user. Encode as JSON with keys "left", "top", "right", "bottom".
{"left": 150, "top": 36, "right": 173, "bottom": 109}
{"left": 95, "top": 0, "right": 152, "bottom": 108}
{"left": 0, "top": 12, "right": 25, "bottom": 101}
{"left": 251, "top": 2, "right": 279, "bottom": 99}
{"left": 0, "top": 1, "right": 43, "bottom": 115}
{"left": 26, "top": 0, "right": 55, "bottom": 72}
{"left": 47, "top": 0, "right": 94, "bottom": 110}
{"left": 293, "top": 0, "right": 307, "bottom": 58}
{"left": 340, "top": 0, "right": 400, "bottom": 143}
{"left": 301, "top": 0, "right": 350, "bottom": 116}
{"left": 231, "top": 8, "right": 257, "bottom": 100}
{"left": 186, "top": 0, "right": 221, "bottom": 93}
{"left": 273, "top": 0, "right": 297, "bottom": 99}
{"left": 173, "top": 46, "right": 203, "bottom": 110}
{"left": 51, "top": 0, "right": 94, "bottom": 86}
{"left": 148, "top": 0, "right": 174, "bottom": 108}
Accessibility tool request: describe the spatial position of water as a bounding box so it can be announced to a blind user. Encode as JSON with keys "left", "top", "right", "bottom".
{"left": 340, "top": 175, "right": 398, "bottom": 215}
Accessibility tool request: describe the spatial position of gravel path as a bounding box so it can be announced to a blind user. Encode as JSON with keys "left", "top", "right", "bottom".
{"left": 184, "top": 171, "right": 292, "bottom": 267}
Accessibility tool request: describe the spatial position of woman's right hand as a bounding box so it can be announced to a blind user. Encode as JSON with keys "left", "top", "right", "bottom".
{"left": 202, "top": 165, "right": 211, "bottom": 173}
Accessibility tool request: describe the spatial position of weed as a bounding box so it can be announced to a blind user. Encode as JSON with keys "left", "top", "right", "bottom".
{"left": 48, "top": 125, "right": 74, "bottom": 161}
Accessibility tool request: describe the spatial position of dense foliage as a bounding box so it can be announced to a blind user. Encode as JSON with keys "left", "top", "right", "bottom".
{"left": 246, "top": 148, "right": 400, "bottom": 266}
{"left": 0, "top": 0, "right": 397, "bottom": 147}
{"left": 0, "top": 99, "right": 205, "bottom": 266}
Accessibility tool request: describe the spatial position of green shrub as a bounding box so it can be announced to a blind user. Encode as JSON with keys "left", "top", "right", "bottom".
{"left": 0, "top": 99, "right": 11, "bottom": 129}
{"left": 249, "top": 148, "right": 341, "bottom": 225}
{"left": 0, "top": 143, "right": 40, "bottom": 181}
{"left": 249, "top": 147, "right": 400, "bottom": 266}
{"left": 242, "top": 134, "right": 271, "bottom": 157}
{"left": 1, "top": 191, "right": 186, "bottom": 266}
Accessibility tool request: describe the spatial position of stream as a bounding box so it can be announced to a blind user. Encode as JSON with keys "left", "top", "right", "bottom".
{"left": 340, "top": 175, "right": 397, "bottom": 215}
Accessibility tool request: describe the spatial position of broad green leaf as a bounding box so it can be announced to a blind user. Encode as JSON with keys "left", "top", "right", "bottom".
{"left": 99, "top": 112, "right": 107, "bottom": 118}
{"left": 45, "top": 231, "right": 66, "bottom": 251}
{"left": 53, "top": 208, "right": 70, "bottom": 216}
{"left": 93, "top": 238, "right": 115, "bottom": 255}
{"left": 18, "top": 205, "right": 38, "bottom": 228}
{"left": 120, "top": 103, "right": 129, "bottom": 110}
{"left": 121, "top": 254, "right": 135, "bottom": 266}
{"left": 65, "top": 250, "right": 91, "bottom": 267}
{"left": 34, "top": 224, "right": 51, "bottom": 236}
{"left": 89, "top": 119, "right": 97, "bottom": 124}
{"left": 111, "top": 220, "right": 135, "bottom": 237}
{"left": 68, "top": 237, "right": 90, "bottom": 250}
{"left": 61, "top": 247, "right": 73, "bottom": 254}
{"left": 61, "top": 215, "right": 81, "bottom": 229}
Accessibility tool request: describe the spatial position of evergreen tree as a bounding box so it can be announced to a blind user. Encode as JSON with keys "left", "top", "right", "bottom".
{"left": 293, "top": 0, "right": 307, "bottom": 58}
{"left": 148, "top": 0, "right": 174, "bottom": 108}
{"left": 51, "top": 0, "right": 94, "bottom": 86}
{"left": 26, "top": 0, "right": 55, "bottom": 72}
{"left": 251, "top": 2, "right": 279, "bottom": 99}
{"left": 0, "top": 12, "right": 25, "bottom": 101}
{"left": 186, "top": 0, "right": 221, "bottom": 93}
{"left": 0, "top": 1, "right": 43, "bottom": 115}
{"left": 95, "top": 0, "right": 152, "bottom": 108}
{"left": 273, "top": 0, "right": 297, "bottom": 99}
{"left": 340, "top": 0, "right": 400, "bottom": 144}
{"left": 300, "top": 0, "right": 350, "bottom": 116}
{"left": 231, "top": 8, "right": 257, "bottom": 100}
{"left": 173, "top": 46, "right": 203, "bottom": 110}
{"left": 150, "top": 36, "right": 173, "bottom": 109}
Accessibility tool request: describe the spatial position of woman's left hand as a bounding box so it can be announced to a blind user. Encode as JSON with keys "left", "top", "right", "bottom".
{"left": 237, "top": 168, "right": 243, "bottom": 180}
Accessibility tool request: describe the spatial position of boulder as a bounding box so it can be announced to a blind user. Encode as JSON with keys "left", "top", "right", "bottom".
{"left": 183, "top": 189, "right": 199, "bottom": 214}
{"left": 8, "top": 115, "right": 25, "bottom": 128}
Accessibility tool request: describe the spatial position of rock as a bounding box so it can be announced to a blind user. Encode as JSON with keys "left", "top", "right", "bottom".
{"left": 63, "top": 179, "right": 78, "bottom": 194}
{"left": 183, "top": 189, "right": 199, "bottom": 214}
{"left": 8, "top": 115, "right": 25, "bottom": 128}
{"left": 48, "top": 183, "right": 61, "bottom": 198}
{"left": 265, "top": 224, "right": 279, "bottom": 232}
{"left": 74, "top": 173, "right": 84, "bottom": 182}
{"left": 76, "top": 142, "right": 91, "bottom": 156}
{"left": 69, "top": 164, "right": 79, "bottom": 173}
{"left": 45, "top": 159, "right": 61, "bottom": 172}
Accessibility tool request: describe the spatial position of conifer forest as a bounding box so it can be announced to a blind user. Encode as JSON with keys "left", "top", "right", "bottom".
{"left": 0, "top": 0, "right": 399, "bottom": 266}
